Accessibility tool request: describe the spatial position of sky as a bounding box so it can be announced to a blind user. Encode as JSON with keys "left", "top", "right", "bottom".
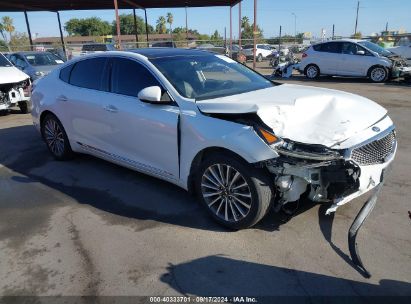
{"left": 0, "top": 0, "right": 410, "bottom": 39}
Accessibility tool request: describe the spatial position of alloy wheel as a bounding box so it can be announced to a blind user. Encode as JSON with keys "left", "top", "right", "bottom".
{"left": 306, "top": 66, "right": 318, "bottom": 78}
{"left": 201, "top": 164, "right": 252, "bottom": 223}
{"left": 370, "top": 67, "right": 386, "bottom": 82}
{"left": 44, "top": 118, "right": 65, "bottom": 157}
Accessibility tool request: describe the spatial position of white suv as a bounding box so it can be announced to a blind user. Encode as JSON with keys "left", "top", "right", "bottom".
{"left": 299, "top": 39, "right": 411, "bottom": 82}
{"left": 243, "top": 44, "right": 273, "bottom": 62}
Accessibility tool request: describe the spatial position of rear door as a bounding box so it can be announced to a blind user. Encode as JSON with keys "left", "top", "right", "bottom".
{"left": 104, "top": 57, "right": 180, "bottom": 180}
{"left": 312, "top": 42, "right": 342, "bottom": 74}
{"left": 58, "top": 57, "right": 113, "bottom": 153}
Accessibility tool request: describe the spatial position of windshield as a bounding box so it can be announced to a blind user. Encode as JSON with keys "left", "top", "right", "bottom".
{"left": 358, "top": 41, "right": 392, "bottom": 57}
{"left": 24, "top": 52, "right": 63, "bottom": 66}
{"left": 151, "top": 54, "right": 274, "bottom": 100}
{"left": 0, "top": 54, "right": 12, "bottom": 67}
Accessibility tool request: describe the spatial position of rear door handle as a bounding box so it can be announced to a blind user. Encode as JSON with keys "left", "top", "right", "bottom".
{"left": 57, "top": 95, "right": 68, "bottom": 102}
{"left": 104, "top": 104, "right": 118, "bottom": 113}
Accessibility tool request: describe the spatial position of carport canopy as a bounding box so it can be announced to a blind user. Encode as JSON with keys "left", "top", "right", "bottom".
{"left": 0, "top": 0, "right": 258, "bottom": 67}
{"left": 0, "top": 1, "right": 242, "bottom": 11}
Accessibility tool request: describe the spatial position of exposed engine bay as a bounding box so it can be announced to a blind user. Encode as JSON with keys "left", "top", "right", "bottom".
{"left": 389, "top": 54, "right": 411, "bottom": 79}
{"left": 0, "top": 79, "right": 31, "bottom": 111}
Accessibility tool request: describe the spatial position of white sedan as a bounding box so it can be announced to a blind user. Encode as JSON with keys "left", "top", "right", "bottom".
{"left": 31, "top": 49, "right": 397, "bottom": 229}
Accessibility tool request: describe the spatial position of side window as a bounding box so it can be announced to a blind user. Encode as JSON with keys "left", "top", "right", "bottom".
{"left": 322, "top": 42, "right": 342, "bottom": 53}
{"left": 59, "top": 64, "right": 73, "bottom": 83}
{"left": 342, "top": 42, "right": 359, "bottom": 55}
{"left": 69, "top": 57, "right": 107, "bottom": 90}
{"left": 111, "top": 58, "right": 161, "bottom": 97}
{"left": 9, "top": 55, "right": 17, "bottom": 65}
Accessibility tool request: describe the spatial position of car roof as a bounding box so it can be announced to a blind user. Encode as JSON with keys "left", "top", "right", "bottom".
{"left": 12, "top": 51, "right": 53, "bottom": 55}
{"left": 127, "top": 47, "right": 215, "bottom": 59}
{"left": 313, "top": 39, "right": 366, "bottom": 45}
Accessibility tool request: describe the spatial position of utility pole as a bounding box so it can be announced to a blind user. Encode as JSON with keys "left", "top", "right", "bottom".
{"left": 253, "top": 0, "right": 257, "bottom": 70}
{"left": 278, "top": 25, "right": 282, "bottom": 51}
{"left": 292, "top": 13, "right": 297, "bottom": 44}
{"left": 238, "top": 1, "right": 242, "bottom": 49}
{"left": 385, "top": 22, "right": 388, "bottom": 32}
{"left": 332, "top": 24, "right": 335, "bottom": 40}
{"left": 185, "top": 6, "right": 189, "bottom": 46}
{"left": 113, "top": 0, "right": 121, "bottom": 49}
{"left": 354, "top": 0, "right": 360, "bottom": 35}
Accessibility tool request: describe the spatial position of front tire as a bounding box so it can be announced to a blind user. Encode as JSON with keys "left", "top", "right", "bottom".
{"left": 195, "top": 153, "right": 274, "bottom": 229}
{"left": 368, "top": 66, "right": 388, "bottom": 83}
{"left": 41, "top": 114, "right": 73, "bottom": 160}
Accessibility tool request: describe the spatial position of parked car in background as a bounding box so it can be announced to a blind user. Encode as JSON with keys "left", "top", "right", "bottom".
{"left": 387, "top": 41, "right": 411, "bottom": 63}
{"left": 151, "top": 41, "right": 176, "bottom": 48}
{"left": 0, "top": 52, "right": 31, "bottom": 113}
{"left": 228, "top": 44, "right": 246, "bottom": 62}
{"left": 80, "top": 43, "right": 116, "bottom": 56}
{"left": 196, "top": 43, "right": 227, "bottom": 55}
{"left": 31, "top": 49, "right": 396, "bottom": 229}
{"left": 8, "top": 51, "right": 65, "bottom": 81}
{"left": 299, "top": 39, "right": 411, "bottom": 82}
{"left": 242, "top": 44, "right": 273, "bottom": 62}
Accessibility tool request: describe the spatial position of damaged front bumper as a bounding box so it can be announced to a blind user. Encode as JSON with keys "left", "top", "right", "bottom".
{"left": 264, "top": 125, "right": 397, "bottom": 214}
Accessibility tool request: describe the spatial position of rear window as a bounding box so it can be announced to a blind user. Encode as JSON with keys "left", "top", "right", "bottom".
{"left": 59, "top": 64, "right": 73, "bottom": 83}
{"left": 82, "top": 44, "right": 107, "bottom": 52}
{"left": 69, "top": 58, "right": 107, "bottom": 90}
{"left": 243, "top": 45, "right": 254, "bottom": 49}
{"left": 313, "top": 42, "right": 342, "bottom": 53}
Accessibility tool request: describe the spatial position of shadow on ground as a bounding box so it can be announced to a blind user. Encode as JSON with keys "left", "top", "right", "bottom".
{"left": 160, "top": 255, "right": 411, "bottom": 300}
{"left": 1, "top": 124, "right": 322, "bottom": 233}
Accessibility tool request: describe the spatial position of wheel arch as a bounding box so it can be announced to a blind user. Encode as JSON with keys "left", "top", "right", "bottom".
{"left": 186, "top": 146, "right": 268, "bottom": 195}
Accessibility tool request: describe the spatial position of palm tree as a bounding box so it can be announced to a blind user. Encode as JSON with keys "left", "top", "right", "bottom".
{"left": 1, "top": 16, "right": 15, "bottom": 42}
{"left": 241, "top": 16, "right": 250, "bottom": 30}
{"left": 166, "top": 12, "right": 174, "bottom": 40}
{"left": 156, "top": 16, "right": 167, "bottom": 34}
{"left": 0, "top": 17, "right": 13, "bottom": 51}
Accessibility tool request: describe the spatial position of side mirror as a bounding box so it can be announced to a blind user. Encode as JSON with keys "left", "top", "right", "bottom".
{"left": 138, "top": 86, "right": 162, "bottom": 103}
{"left": 356, "top": 50, "right": 365, "bottom": 55}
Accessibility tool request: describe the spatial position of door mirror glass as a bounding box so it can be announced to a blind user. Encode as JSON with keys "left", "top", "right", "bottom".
{"left": 356, "top": 50, "right": 365, "bottom": 55}
{"left": 138, "top": 86, "right": 162, "bottom": 103}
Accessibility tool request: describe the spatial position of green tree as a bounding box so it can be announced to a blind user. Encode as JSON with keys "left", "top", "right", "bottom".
{"left": 166, "top": 12, "right": 173, "bottom": 39}
{"left": 1, "top": 16, "right": 14, "bottom": 41}
{"left": 0, "top": 39, "right": 8, "bottom": 52}
{"left": 240, "top": 16, "right": 263, "bottom": 41}
{"left": 156, "top": 16, "right": 167, "bottom": 34}
{"left": 351, "top": 32, "right": 362, "bottom": 39}
{"left": 65, "top": 17, "right": 111, "bottom": 36}
{"left": 112, "top": 14, "right": 154, "bottom": 35}
{"left": 9, "top": 32, "right": 30, "bottom": 51}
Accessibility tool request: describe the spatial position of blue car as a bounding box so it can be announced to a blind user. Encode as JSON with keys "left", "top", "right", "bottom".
{"left": 8, "top": 51, "right": 65, "bottom": 81}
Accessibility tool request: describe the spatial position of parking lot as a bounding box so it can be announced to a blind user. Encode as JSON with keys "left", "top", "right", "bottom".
{"left": 0, "top": 74, "right": 410, "bottom": 298}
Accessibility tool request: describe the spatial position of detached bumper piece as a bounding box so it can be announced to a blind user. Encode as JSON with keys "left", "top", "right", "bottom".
{"left": 348, "top": 184, "right": 382, "bottom": 278}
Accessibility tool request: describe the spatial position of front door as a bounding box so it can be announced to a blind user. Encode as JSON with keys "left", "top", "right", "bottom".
{"left": 104, "top": 57, "right": 180, "bottom": 180}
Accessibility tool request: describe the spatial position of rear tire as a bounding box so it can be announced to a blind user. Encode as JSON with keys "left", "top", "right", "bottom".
{"left": 41, "top": 114, "right": 73, "bottom": 161}
{"left": 195, "top": 152, "right": 274, "bottom": 230}
{"left": 368, "top": 66, "right": 388, "bottom": 83}
{"left": 19, "top": 101, "right": 29, "bottom": 114}
{"left": 305, "top": 64, "right": 320, "bottom": 79}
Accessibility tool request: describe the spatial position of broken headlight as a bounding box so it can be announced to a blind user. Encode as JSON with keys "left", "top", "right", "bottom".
{"left": 275, "top": 140, "right": 343, "bottom": 161}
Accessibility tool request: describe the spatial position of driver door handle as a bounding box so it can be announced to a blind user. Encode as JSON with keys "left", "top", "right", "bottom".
{"left": 104, "top": 104, "right": 118, "bottom": 113}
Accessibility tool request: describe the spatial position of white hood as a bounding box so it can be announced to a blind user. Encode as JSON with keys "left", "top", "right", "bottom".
{"left": 0, "top": 66, "right": 30, "bottom": 84}
{"left": 196, "top": 84, "right": 387, "bottom": 147}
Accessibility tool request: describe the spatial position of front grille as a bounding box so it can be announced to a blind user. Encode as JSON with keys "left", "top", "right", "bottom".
{"left": 351, "top": 130, "right": 396, "bottom": 165}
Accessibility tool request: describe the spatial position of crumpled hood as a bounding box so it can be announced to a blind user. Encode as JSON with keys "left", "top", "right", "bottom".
{"left": 0, "top": 66, "right": 30, "bottom": 84}
{"left": 196, "top": 84, "right": 387, "bottom": 147}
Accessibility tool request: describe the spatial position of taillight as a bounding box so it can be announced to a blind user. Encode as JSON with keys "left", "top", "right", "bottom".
{"left": 302, "top": 53, "right": 308, "bottom": 58}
